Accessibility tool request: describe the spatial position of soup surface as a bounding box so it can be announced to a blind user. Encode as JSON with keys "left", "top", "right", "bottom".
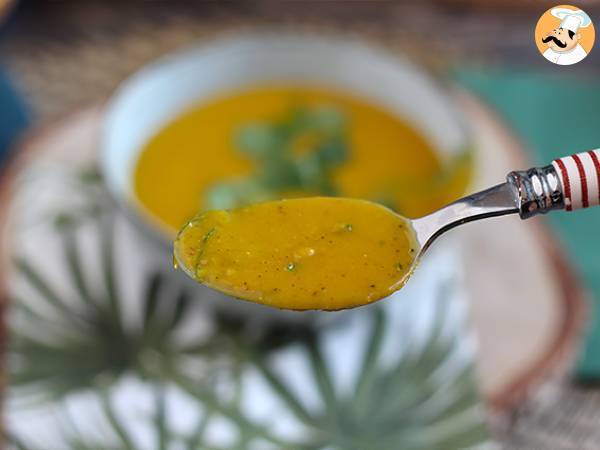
{"left": 174, "top": 197, "right": 419, "bottom": 310}
{"left": 134, "top": 85, "right": 470, "bottom": 232}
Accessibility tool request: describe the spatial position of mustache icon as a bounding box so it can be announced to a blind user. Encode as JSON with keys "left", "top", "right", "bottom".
{"left": 542, "top": 35, "right": 567, "bottom": 48}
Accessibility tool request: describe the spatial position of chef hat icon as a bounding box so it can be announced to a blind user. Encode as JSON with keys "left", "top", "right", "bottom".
{"left": 551, "top": 7, "right": 592, "bottom": 33}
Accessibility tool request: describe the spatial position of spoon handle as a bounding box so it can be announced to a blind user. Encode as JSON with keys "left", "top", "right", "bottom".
{"left": 507, "top": 149, "right": 600, "bottom": 218}
{"left": 552, "top": 150, "right": 600, "bottom": 211}
{"left": 413, "top": 149, "right": 599, "bottom": 250}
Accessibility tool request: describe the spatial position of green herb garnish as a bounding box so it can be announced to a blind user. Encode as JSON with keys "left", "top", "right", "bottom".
{"left": 202, "top": 227, "right": 216, "bottom": 243}
{"left": 205, "top": 105, "right": 350, "bottom": 210}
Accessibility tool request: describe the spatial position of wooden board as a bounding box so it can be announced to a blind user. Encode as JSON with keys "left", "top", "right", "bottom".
{"left": 0, "top": 91, "right": 585, "bottom": 415}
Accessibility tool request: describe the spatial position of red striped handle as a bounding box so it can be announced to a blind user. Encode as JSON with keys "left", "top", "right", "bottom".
{"left": 552, "top": 149, "right": 600, "bottom": 211}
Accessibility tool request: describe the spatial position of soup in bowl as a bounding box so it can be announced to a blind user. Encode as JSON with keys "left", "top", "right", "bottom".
{"left": 101, "top": 34, "right": 472, "bottom": 312}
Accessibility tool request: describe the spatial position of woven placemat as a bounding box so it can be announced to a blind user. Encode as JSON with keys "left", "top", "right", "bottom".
{"left": 0, "top": 3, "right": 597, "bottom": 448}
{"left": 1, "top": 1, "right": 574, "bottom": 122}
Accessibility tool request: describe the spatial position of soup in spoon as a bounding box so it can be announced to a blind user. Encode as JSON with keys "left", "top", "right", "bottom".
{"left": 174, "top": 197, "right": 419, "bottom": 310}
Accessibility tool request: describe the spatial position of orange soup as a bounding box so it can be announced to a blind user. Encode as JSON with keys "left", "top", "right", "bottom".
{"left": 134, "top": 85, "right": 470, "bottom": 233}
{"left": 175, "top": 197, "right": 419, "bottom": 310}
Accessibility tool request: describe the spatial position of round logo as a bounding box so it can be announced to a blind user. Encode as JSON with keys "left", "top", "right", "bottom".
{"left": 535, "top": 5, "right": 595, "bottom": 65}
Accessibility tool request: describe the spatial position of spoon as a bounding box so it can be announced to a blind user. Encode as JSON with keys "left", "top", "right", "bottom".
{"left": 174, "top": 149, "right": 599, "bottom": 310}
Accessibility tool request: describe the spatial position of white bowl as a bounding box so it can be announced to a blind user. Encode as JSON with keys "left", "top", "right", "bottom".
{"left": 100, "top": 32, "right": 472, "bottom": 320}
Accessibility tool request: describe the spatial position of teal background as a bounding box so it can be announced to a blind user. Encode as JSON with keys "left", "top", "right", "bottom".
{"left": 0, "top": 66, "right": 29, "bottom": 163}
{"left": 454, "top": 68, "right": 600, "bottom": 381}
